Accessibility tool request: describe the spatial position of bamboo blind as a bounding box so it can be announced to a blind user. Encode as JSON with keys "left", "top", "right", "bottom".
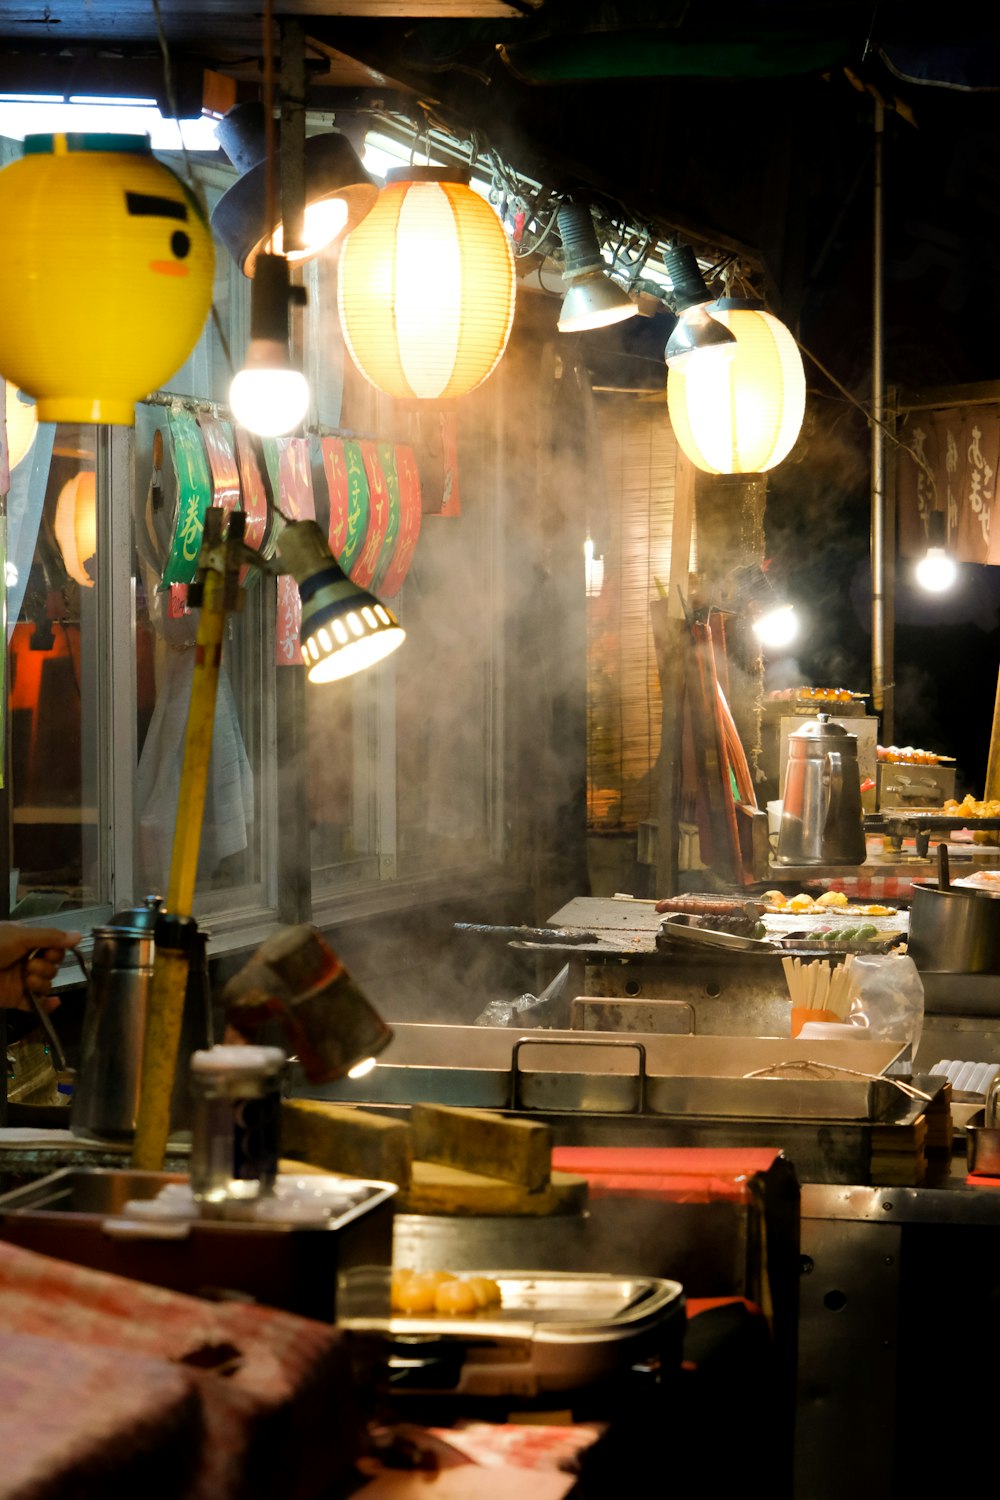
{"left": 587, "top": 396, "right": 695, "bottom": 831}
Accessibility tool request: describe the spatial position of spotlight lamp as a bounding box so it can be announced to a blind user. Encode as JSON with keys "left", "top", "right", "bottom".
{"left": 212, "top": 103, "right": 378, "bottom": 277}
{"left": 753, "top": 602, "right": 799, "bottom": 650}
{"left": 915, "top": 509, "right": 958, "bottom": 593}
{"left": 276, "top": 519, "right": 406, "bottom": 683}
{"left": 555, "top": 203, "right": 638, "bottom": 333}
{"left": 229, "top": 252, "right": 310, "bottom": 437}
{"left": 663, "top": 244, "right": 736, "bottom": 370}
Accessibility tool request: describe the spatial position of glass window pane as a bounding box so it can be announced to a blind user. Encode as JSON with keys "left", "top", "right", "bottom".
{"left": 8, "top": 422, "right": 99, "bottom": 915}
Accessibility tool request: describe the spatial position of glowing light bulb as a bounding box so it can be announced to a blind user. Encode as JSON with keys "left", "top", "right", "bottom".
{"left": 347, "top": 1055, "right": 377, "bottom": 1080}
{"left": 915, "top": 547, "right": 957, "bottom": 593}
{"left": 266, "top": 197, "right": 350, "bottom": 261}
{"left": 229, "top": 365, "right": 309, "bottom": 437}
{"left": 753, "top": 603, "right": 799, "bottom": 650}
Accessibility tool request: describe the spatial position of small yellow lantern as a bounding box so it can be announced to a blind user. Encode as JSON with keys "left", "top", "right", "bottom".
{"left": 4, "top": 382, "right": 37, "bottom": 471}
{"left": 0, "top": 133, "right": 215, "bottom": 426}
{"left": 54, "top": 471, "right": 97, "bottom": 587}
{"left": 667, "top": 299, "right": 805, "bottom": 474}
{"left": 337, "top": 168, "right": 516, "bottom": 401}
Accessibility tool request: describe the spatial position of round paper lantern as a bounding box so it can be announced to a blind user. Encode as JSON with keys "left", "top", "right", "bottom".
{"left": 0, "top": 133, "right": 215, "bottom": 427}
{"left": 667, "top": 298, "right": 805, "bottom": 474}
{"left": 4, "top": 383, "right": 37, "bottom": 470}
{"left": 337, "top": 168, "right": 516, "bottom": 400}
{"left": 54, "top": 471, "right": 97, "bottom": 587}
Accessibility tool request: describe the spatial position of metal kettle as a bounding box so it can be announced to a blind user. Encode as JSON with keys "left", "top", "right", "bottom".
{"left": 775, "top": 714, "right": 867, "bottom": 867}
{"left": 70, "top": 896, "right": 212, "bottom": 1141}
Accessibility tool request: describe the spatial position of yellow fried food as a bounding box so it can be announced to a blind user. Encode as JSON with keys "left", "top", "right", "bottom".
{"left": 464, "top": 1276, "right": 503, "bottom": 1308}
{"left": 760, "top": 890, "right": 788, "bottom": 907}
{"left": 815, "top": 890, "right": 849, "bottom": 908}
{"left": 434, "top": 1279, "right": 480, "bottom": 1315}
{"left": 392, "top": 1270, "right": 503, "bottom": 1315}
{"left": 787, "top": 893, "right": 816, "bottom": 911}
{"left": 862, "top": 904, "right": 893, "bottom": 916}
{"left": 392, "top": 1272, "right": 441, "bottom": 1313}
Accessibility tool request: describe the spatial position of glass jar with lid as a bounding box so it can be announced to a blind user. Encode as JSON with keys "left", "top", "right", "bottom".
{"left": 189, "top": 1044, "right": 286, "bottom": 1215}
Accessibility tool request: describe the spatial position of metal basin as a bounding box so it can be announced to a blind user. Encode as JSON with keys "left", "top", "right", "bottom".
{"left": 908, "top": 881, "right": 1000, "bottom": 974}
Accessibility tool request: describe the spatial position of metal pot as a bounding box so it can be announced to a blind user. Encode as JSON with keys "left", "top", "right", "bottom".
{"left": 70, "top": 896, "right": 212, "bottom": 1141}
{"left": 907, "top": 880, "right": 1000, "bottom": 974}
{"left": 775, "top": 714, "right": 867, "bottom": 866}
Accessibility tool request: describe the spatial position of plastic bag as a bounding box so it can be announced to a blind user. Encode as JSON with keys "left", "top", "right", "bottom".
{"left": 473, "top": 964, "right": 569, "bottom": 1028}
{"left": 846, "top": 953, "right": 925, "bottom": 1064}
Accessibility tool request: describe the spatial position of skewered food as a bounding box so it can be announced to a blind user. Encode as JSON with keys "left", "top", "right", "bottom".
{"left": 655, "top": 894, "right": 765, "bottom": 939}
{"left": 878, "top": 745, "right": 953, "bottom": 765}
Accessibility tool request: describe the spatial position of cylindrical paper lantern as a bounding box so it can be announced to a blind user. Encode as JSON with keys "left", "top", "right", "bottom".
{"left": 667, "top": 298, "right": 805, "bottom": 474}
{"left": 4, "top": 383, "right": 37, "bottom": 470}
{"left": 337, "top": 168, "right": 516, "bottom": 400}
{"left": 55, "top": 471, "right": 97, "bottom": 587}
{"left": 0, "top": 134, "right": 214, "bottom": 426}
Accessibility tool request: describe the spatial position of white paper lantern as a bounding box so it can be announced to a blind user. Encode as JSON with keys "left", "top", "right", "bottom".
{"left": 667, "top": 298, "right": 805, "bottom": 474}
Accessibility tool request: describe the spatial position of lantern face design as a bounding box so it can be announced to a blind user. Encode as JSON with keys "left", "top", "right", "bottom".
{"left": 667, "top": 301, "right": 805, "bottom": 474}
{"left": 54, "top": 471, "right": 97, "bottom": 587}
{"left": 337, "top": 174, "right": 516, "bottom": 401}
{"left": 0, "top": 134, "right": 215, "bottom": 427}
{"left": 4, "top": 383, "right": 37, "bottom": 470}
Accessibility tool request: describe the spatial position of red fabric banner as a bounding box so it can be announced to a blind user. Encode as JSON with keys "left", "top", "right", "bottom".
{"left": 275, "top": 437, "right": 316, "bottom": 668}
{"left": 380, "top": 443, "right": 423, "bottom": 598}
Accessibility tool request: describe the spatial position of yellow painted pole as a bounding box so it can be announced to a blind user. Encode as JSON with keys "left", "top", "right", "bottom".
{"left": 132, "top": 554, "right": 228, "bottom": 1172}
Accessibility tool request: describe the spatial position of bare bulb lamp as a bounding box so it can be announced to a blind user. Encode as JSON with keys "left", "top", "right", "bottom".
{"left": 916, "top": 512, "right": 957, "bottom": 592}
{"left": 276, "top": 519, "right": 406, "bottom": 683}
{"left": 752, "top": 603, "right": 799, "bottom": 650}
{"left": 556, "top": 203, "right": 637, "bottom": 333}
{"left": 229, "top": 252, "right": 309, "bottom": 437}
{"left": 663, "top": 244, "right": 736, "bottom": 368}
{"left": 212, "top": 103, "right": 377, "bottom": 277}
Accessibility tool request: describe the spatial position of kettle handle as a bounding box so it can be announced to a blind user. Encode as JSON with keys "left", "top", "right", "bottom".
{"left": 824, "top": 750, "right": 844, "bottom": 832}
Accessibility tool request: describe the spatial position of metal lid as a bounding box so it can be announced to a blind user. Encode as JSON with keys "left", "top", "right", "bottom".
{"left": 96, "top": 894, "right": 163, "bottom": 937}
{"left": 790, "top": 713, "right": 856, "bottom": 741}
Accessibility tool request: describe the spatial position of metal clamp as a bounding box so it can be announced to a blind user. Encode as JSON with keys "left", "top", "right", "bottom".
{"left": 509, "top": 1034, "right": 648, "bottom": 1113}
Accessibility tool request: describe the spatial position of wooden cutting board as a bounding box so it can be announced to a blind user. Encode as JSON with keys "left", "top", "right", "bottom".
{"left": 397, "top": 1162, "right": 588, "bottom": 1217}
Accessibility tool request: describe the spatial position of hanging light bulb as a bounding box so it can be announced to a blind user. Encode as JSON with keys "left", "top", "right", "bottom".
{"left": 276, "top": 520, "right": 405, "bottom": 683}
{"left": 667, "top": 298, "right": 805, "bottom": 474}
{"left": 663, "top": 244, "right": 737, "bottom": 369}
{"left": 4, "top": 382, "right": 37, "bottom": 470}
{"left": 556, "top": 204, "right": 637, "bottom": 334}
{"left": 915, "top": 510, "right": 958, "bottom": 592}
{"left": 337, "top": 167, "right": 516, "bottom": 400}
{"left": 752, "top": 602, "right": 799, "bottom": 650}
{"left": 229, "top": 252, "right": 309, "bottom": 437}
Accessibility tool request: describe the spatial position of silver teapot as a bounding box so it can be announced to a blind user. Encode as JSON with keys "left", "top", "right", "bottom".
{"left": 775, "top": 714, "right": 867, "bottom": 867}
{"left": 70, "top": 896, "right": 212, "bottom": 1141}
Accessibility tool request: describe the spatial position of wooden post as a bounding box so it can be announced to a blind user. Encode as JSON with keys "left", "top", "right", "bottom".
{"left": 985, "top": 666, "right": 1000, "bottom": 802}
{"left": 651, "top": 451, "right": 696, "bottom": 897}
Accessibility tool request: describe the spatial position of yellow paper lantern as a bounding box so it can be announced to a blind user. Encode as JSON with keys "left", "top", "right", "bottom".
{"left": 54, "top": 471, "right": 97, "bottom": 587}
{"left": 667, "top": 299, "right": 805, "bottom": 474}
{"left": 0, "top": 133, "right": 215, "bottom": 427}
{"left": 337, "top": 169, "right": 516, "bottom": 400}
{"left": 4, "top": 382, "right": 37, "bottom": 470}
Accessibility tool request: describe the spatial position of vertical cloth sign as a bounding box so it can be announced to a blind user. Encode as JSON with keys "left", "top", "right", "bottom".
{"left": 897, "top": 405, "right": 1000, "bottom": 563}
{"left": 197, "top": 415, "right": 241, "bottom": 519}
{"left": 234, "top": 427, "right": 273, "bottom": 559}
{"left": 162, "top": 409, "right": 213, "bottom": 586}
{"left": 351, "top": 441, "right": 391, "bottom": 588}
{"left": 275, "top": 436, "right": 316, "bottom": 667}
{"left": 323, "top": 437, "right": 370, "bottom": 578}
{"left": 373, "top": 443, "right": 402, "bottom": 592}
{"left": 380, "top": 444, "right": 423, "bottom": 599}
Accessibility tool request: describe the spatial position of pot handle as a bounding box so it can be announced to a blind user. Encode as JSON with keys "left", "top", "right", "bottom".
{"left": 824, "top": 750, "right": 843, "bottom": 833}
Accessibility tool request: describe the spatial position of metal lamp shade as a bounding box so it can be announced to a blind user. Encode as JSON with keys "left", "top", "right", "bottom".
{"left": 0, "top": 134, "right": 214, "bottom": 426}
{"left": 277, "top": 519, "right": 405, "bottom": 684}
{"left": 558, "top": 271, "right": 636, "bottom": 332}
{"left": 211, "top": 130, "right": 378, "bottom": 277}
{"left": 337, "top": 169, "right": 516, "bottom": 400}
{"left": 667, "top": 298, "right": 805, "bottom": 474}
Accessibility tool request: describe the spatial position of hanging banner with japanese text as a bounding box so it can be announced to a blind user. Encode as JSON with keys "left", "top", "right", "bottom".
{"left": 162, "top": 409, "right": 213, "bottom": 586}
{"left": 372, "top": 443, "right": 402, "bottom": 592}
{"left": 351, "top": 441, "right": 391, "bottom": 589}
{"left": 233, "top": 427, "right": 274, "bottom": 569}
{"left": 379, "top": 444, "right": 423, "bottom": 599}
{"left": 896, "top": 404, "right": 1000, "bottom": 564}
{"left": 275, "top": 436, "right": 316, "bottom": 667}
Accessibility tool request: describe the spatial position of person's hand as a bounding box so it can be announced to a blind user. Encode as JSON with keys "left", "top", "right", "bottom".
{"left": 0, "top": 925, "right": 81, "bottom": 1014}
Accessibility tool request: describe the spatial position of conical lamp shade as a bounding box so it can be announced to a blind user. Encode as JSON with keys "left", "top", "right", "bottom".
{"left": 337, "top": 169, "right": 516, "bottom": 400}
{"left": 667, "top": 299, "right": 805, "bottom": 474}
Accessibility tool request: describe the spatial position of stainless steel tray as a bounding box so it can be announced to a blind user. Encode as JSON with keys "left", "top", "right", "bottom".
{"left": 301, "top": 1023, "right": 909, "bottom": 1122}
{"left": 965, "top": 1112, "right": 1000, "bottom": 1176}
{"left": 339, "top": 1268, "right": 684, "bottom": 1395}
{"left": 657, "top": 914, "right": 776, "bottom": 953}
